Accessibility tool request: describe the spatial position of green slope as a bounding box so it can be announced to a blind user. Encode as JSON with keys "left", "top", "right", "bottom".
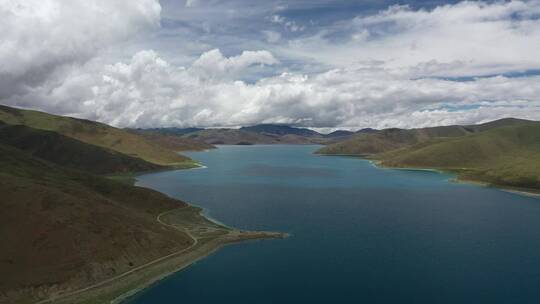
{"left": 465, "top": 117, "right": 532, "bottom": 132}
{"left": 132, "top": 129, "right": 216, "bottom": 151}
{"left": 0, "top": 122, "right": 162, "bottom": 174}
{"left": 376, "top": 123, "right": 540, "bottom": 190}
{"left": 184, "top": 128, "right": 281, "bottom": 145}
{"left": 0, "top": 105, "right": 195, "bottom": 166}
{"left": 316, "top": 125, "right": 469, "bottom": 155}
{"left": 316, "top": 118, "right": 540, "bottom": 192}
{"left": 184, "top": 128, "right": 332, "bottom": 145}
{"left": 0, "top": 142, "right": 193, "bottom": 303}
{"left": 316, "top": 118, "right": 532, "bottom": 155}
{"left": 240, "top": 124, "right": 322, "bottom": 137}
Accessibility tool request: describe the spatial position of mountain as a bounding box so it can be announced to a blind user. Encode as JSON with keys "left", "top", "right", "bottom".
{"left": 181, "top": 124, "right": 335, "bottom": 145}
{"left": 184, "top": 128, "right": 281, "bottom": 145}
{"left": 0, "top": 142, "right": 192, "bottom": 303}
{"left": 141, "top": 124, "right": 363, "bottom": 146}
{"left": 377, "top": 122, "right": 540, "bottom": 191}
{"left": 356, "top": 128, "right": 378, "bottom": 134}
{"left": 0, "top": 106, "right": 284, "bottom": 303}
{"left": 0, "top": 122, "right": 162, "bottom": 174}
{"left": 464, "top": 117, "right": 533, "bottom": 132}
{"left": 139, "top": 127, "right": 205, "bottom": 136}
{"left": 181, "top": 125, "right": 342, "bottom": 145}
{"left": 0, "top": 105, "right": 195, "bottom": 167}
{"left": 137, "top": 125, "right": 330, "bottom": 145}
{"left": 316, "top": 118, "right": 532, "bottom": 155}
{"left": 317, "top": 118, "right": 539, "bottom": 192}
{"left": 240, "top": 124, "right": 322, "bottom": 137}
{"left": 182, "top": 128, "right": 339, "bottom": 145}
{"left": 131, "top": 129, "right": 216, "bottom": 151}
{"left": 324, "top": 130, "right": 355, "bottom": 138}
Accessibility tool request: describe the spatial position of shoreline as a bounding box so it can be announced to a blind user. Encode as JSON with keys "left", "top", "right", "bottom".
{"left": 113, "top": 231, "right": 288, "bottom": 304}
{"left": 381, "top": 164, "right": 540, "bottom": 199}
{"left": 452, "top": 177, "right": 540, "bottom": 198}
{"left": 112, "top": 224, "right": 288, "bottom": 304}
{"left": 367, "top": 159, "right": 444, "bottom": 173}
{"left": 32, "top": 207, "right": 287, "bottom": 304}
{"left": 319, "top": 153, "right": 540, "bottom": 199}
{"left": 388, "top": 166, "right": 540, "bottom": 199}
{"left": 501, "top": 189, "right": 540, "bottom": 198}
{"left": 110, "top": 241, "right": 226, "bottom": 304}
{"left": 106, "top": 154, "right": 285, "bottom": 303}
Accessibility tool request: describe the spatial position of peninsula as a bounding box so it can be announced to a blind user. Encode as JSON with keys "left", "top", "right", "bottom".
{"left": 0, "top": 105, "right": 286, "bottom": 304}
{"left": 317, "top": 118, "right": 540, "bottom": 194}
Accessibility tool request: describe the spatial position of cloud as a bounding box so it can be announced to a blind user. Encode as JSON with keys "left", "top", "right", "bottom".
{"left": 268, "top": 14, "right": 305, "bottom": 32}
{"left": 282, "top": 0, "right": 540, "bottom": 77}
{"left": 269, "top": 14, "right": 286, "bottom": 24}
{"left": 185, "top": 0, "right": 198, "bottom": 7}
{"left": 0, "top": 0, "right": 161, "bottom": 99}
{"left": 1, "top": 0, "right": 539, "bottom": 130}
{"left": 262, "top": 30, "right": 282, "bottom": 43}
{"left": 191, "top": 49, "right": 279, "bottom": 79}
{"left": 5, "top": 49, "right": 538, "bottom": 130}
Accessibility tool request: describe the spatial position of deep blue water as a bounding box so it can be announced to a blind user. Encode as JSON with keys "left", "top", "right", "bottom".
{"left": 131, "top": 145, "right": 540, "bottom": 304}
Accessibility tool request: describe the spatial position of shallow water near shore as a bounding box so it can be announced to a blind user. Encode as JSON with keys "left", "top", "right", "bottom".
{"left": 132, "top": 145, "right": 540, "bottom": 304}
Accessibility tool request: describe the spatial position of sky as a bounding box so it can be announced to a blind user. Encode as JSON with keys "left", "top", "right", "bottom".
{"left": 1, "top": 0, "right": 540, "bottom": 131}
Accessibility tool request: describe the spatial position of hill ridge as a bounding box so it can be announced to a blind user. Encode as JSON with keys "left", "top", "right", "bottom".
{"left": 0, "top": 122, "right": 162, "bottom": 174}
{"left": 0, "top": 105, "right": 196, "bottom": 167}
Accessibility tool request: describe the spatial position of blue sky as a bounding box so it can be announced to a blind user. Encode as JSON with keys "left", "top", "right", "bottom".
{"left": 154, "top": 0, "right": 468, "bottom": 71}
{"left": 1, "top": 0, "right": 540, "bottom": 130}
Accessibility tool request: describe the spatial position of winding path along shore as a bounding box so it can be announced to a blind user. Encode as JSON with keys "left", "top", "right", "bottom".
{"left": 33, "top": 208, "right": 287, "bottom": 304}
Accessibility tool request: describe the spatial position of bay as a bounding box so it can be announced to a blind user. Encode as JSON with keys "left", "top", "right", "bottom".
{"left": 130, "top": 145, "right": 540, "bottom": 304}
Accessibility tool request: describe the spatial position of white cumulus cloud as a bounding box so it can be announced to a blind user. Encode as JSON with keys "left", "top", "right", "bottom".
{"left": 1, "top": 0, "right": 539, "bottom": 129}
{"left": 283, "top": 0, "right": 540, "bottom": 77}
{"left": 5, "top": 50, "right": 539, "bottom": 130}
{"left": 0, "top": 0, "right": 161, "bottom": 99}
{"left": 191, "top": 49, "right": 279, "bottom": 79}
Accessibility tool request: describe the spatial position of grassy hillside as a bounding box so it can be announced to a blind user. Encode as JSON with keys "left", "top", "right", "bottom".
{"left": 0, "top": 105, "right": 195, "bottom": 167}
{"left": 0, "top": 122, "right": 162, "bottom": 174}
{"left": 0, "top": 142, "right": 193, "bottom": 303}
{"left": 316, "top": 118, "right": 532, "bottom": 155}
{"left": 184, "top": 128, "right": 339, "bottom": 145}
{"left": 465, "top": 117, "right": 533, "bottom": 132}
{"left": 140, "top": 127, "right": 205, "bottom": 136}
{"left": 240, "top": 124, "right": 322, "bottom": 137}
{"left": 317, "top": 128, "right": 425, "bottom": 155}
{"left": 141, "top": 124, "right": 352, "bottom": 145}
{"left": 376, "top": 123, "right": 540, "bottom": 190}
{"left": 324, "top": 130, "right": 354, "bottom": 138}
{"left": 132, "top": 129, "right": 216, "bottom": 151}
{"left": 184, "top": 128, "right": 282, "bottom": 145}
{"left": 316, "top": 118, "right": 540, "bottom": 191}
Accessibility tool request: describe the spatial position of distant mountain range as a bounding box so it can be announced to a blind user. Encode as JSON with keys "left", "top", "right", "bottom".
{"left": 0, "top": 105, "right": 366, "bottom": 153}
{"left": 240, "top": 124, "right": 320, "bottom": 137}
{"left": 136, "top": 124, "right": 373, "bottom": 145}
{"left": 139, "top": 127, "right": 206, "bottom": 136}
{"left": 131, "top": 129, "right": 216, "bottom": 151}
{"left": 2, "top": 103, "right": 538, "bottom": 193}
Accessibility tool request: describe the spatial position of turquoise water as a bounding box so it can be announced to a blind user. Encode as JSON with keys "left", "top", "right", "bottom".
{"left": 132, "top": 145, "right": 540, "bottom": 304}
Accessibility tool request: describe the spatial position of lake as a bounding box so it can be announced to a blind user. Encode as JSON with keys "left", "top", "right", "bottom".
{"left": 131, "top": 145, "right": 540, "bottom": 304}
